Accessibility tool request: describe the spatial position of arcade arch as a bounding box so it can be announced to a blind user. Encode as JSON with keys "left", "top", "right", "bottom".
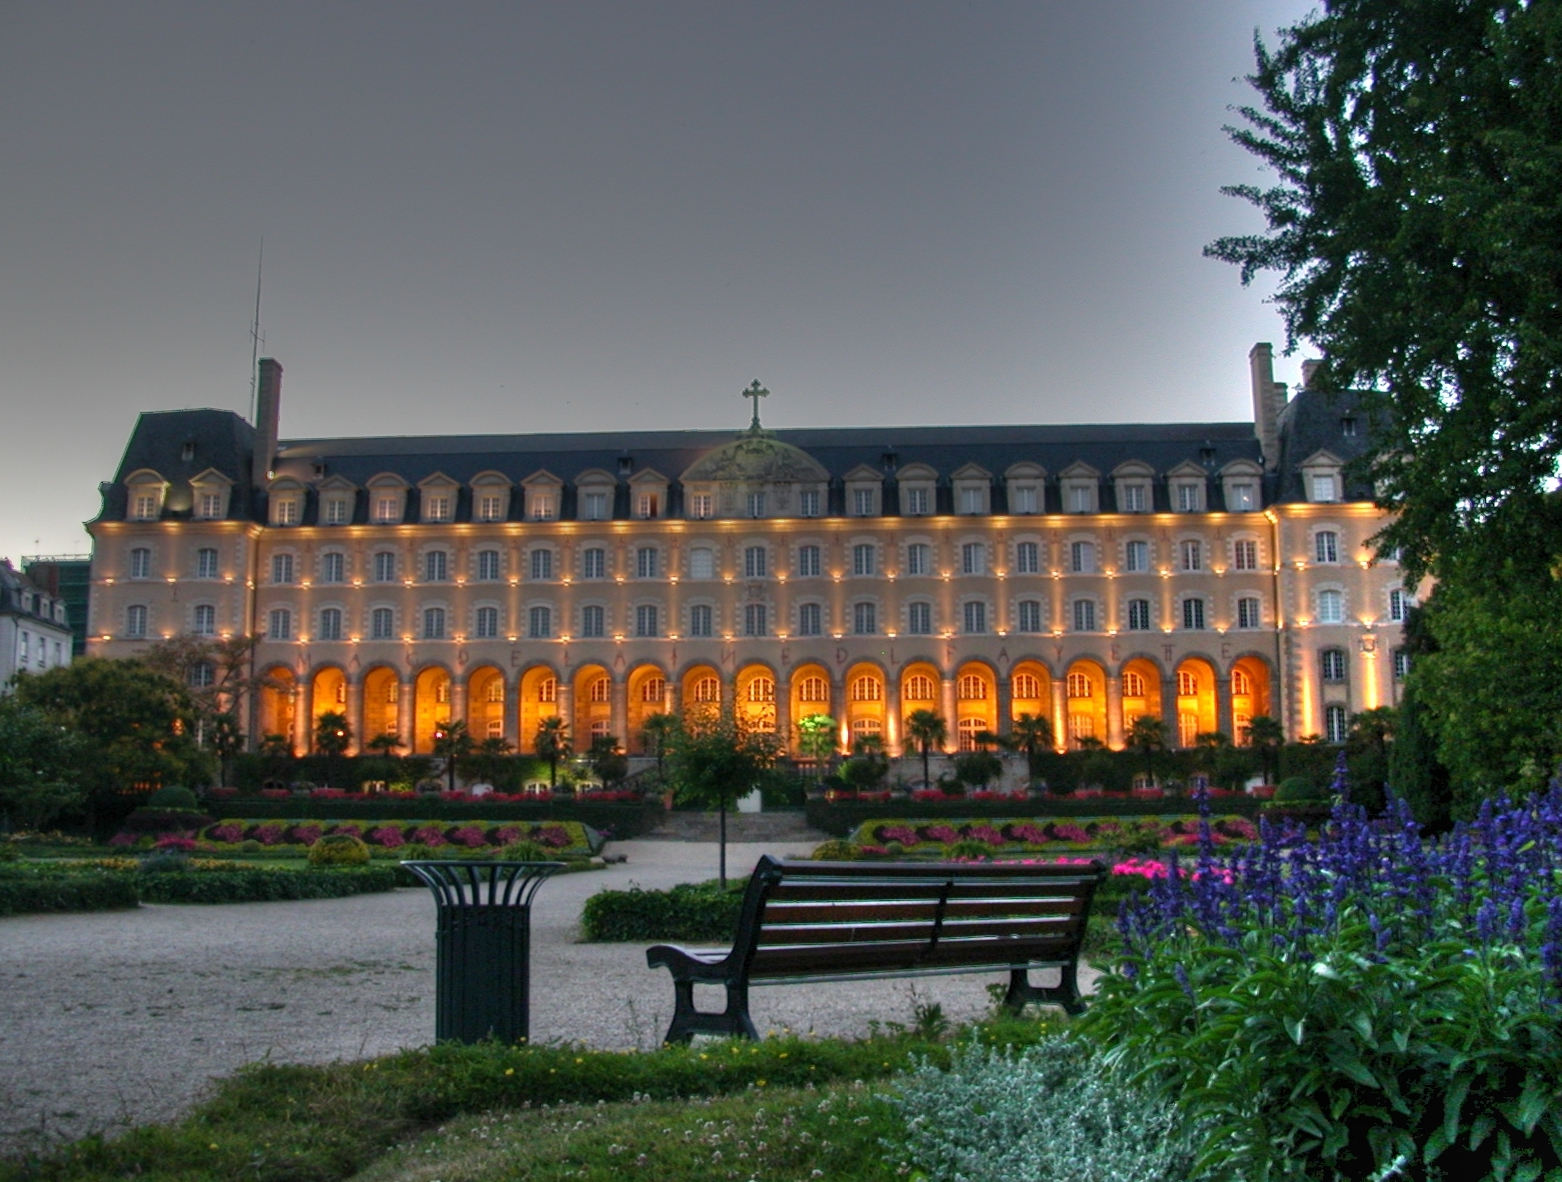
{"left": 1174, "top": 657, "right": 1219, "bottom": 747}
{"left": 627, "top": 664, "right": 670, "bottom": 753}
{"left": 519, "top": 666, "right": 560, "bottom": 758}
{"left": 361, "top": 666, "right": 401, "bottom": 748}
{"left": 955, "top": 661, "right": 997, "bottom": 750}
{"left": 1064, "top": 659, "right": 1108, "bottom": 747}
{"left": 574, "top": 665, "right": 614, "bottom": 745}
{"left": 259, "top": 666, "right": 297, "bottom": 752}
{"left": 467, "top": 665, "right": 506, "bottom": 741}
{"left": 736, "top": 663, "right": 778, "bottom": 733}
{"left": 413, "top": 666, "right": 452, "bottom": 753}
{"left": 1230, "top": 656, "right": 1273, "bottom": 744}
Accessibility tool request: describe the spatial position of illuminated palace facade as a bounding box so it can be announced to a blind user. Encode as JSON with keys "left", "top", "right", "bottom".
{"left": 85, "top": 346, "right": 1420, "bottom": 764}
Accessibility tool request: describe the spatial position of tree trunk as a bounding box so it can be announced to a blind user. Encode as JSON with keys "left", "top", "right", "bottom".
{"left": 719, "top": 796, "right": 728, "bottom": 890}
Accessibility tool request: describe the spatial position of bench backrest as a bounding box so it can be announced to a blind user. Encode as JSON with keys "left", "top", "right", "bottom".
{"left": 732, "top": 856, "right": 1105, "bottom": 981}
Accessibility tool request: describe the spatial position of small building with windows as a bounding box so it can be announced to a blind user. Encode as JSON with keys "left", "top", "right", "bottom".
{"left": 84, "top": 347, "right": 1422, "bottom": 758}
{"left": 1, "top": 559, "right": 75, "bottom": 689}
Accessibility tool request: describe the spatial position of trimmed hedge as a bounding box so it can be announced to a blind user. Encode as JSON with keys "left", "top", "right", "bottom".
{"left": 135, "top": 865, "right": 407, "bottom": 904}
{"left": 201, "top": 796, "right": 660, "bottom": 838}
{"left": 580, "top": 879, "right": 744, "bottom": 942}
{"left": 805, "top": 794, "right": 1264, "bottom": 836}
{"left": 0, "top": 872, "right": 141, "bottom": 916}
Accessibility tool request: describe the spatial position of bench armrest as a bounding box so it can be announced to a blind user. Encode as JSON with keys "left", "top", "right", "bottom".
{"left": 646, "top": 944, "right": 735, "bottom": 981}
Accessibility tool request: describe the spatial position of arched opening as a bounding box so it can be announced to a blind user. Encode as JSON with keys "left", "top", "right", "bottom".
{"left": 467, "top": 665, "right": 506, "bottom": 741}
{"left": 735, "top": 664, "right": 777, "bottom": 733}
{"left": 1064, "top": 659, "right": 1108, "bottom": 748}
{"left": 845, "top": 662, "right": 886, "bottom": 747}
{"left": 789, "top": 662, "right": 833, "bottom": 757}
{"left": 360, "top": 666, "right": 401, "bottom": 750}
{"left": 955, "top": 661, "right": 998, "bottom": 750}
{"left": 681, "top": 664, "right": 723, "bottom": 723}
{"left": 573, "top": 665, "right": 614, "bottom": 746}
{"left": 1174, "top": 657, "right": 1219, "bottom": 747}
{"left": 309, "top": 667, "right": 348, "bottom": 752}
{"left": 519, "top": 666, "right": 560, "bottom": 758}
{"left": 627, "top": 663, "right": 670, "bottom": 753}
{"left": 1230, "top": 656, "right": 1272, "bottom": 745}
{"left": 259, "top": 666, "right": 297, "bottom": 752}
{"left": 1119, "top": 657, "right": 1164, "bottom": 734}
{"left": 413, "top": 666, "right": 452, "bottom": 754}
{"left": 1008, "top": 660, "right": 1051, "bottom": 740}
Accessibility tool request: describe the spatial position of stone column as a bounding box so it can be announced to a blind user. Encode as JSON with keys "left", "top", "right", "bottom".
{"left": 397, "top": 678, "right": 416, "bottom": 753}
{"left": 1105, "top": 673, "right": 1124, "bottom": 750}
{"left": 1050, "top": 678, "right": 1068, "bottom": 752}
{"left": 1162, "top": 676, "right": 1181, "bottom": 749}
{"left": 345, "top": 677, "right": 363, "bottom": 756}
{"left": 611, "top": 674, "right": 629, "bottom": 748}
{"left": 996, "top": 674, "right": 1013, "bottom": 739}
{"left": 450, "top": 677, "right": 468, "bottom": 732}
{"left": 296, "top": 673, "right": 313, "bottom": 755}
{"left": 503, "top": 675, "right": 520, "bottom": 749}
{"left": 941, "top": 676, "right": 958, "bottom": 749}
{"left": 833, "top": 676, "right": 848, "bottom": 754}
{"left": 1215, "top": 673, "right": 1234, "bottom": 741}
{"left": 773, "top": 681, "right": 792, "bottom": 755}
{"left": 556, "top": 678, "right": 575, "bottom": 749}
{"left": 884, "top": 675, "right": 901, "bottom": 756}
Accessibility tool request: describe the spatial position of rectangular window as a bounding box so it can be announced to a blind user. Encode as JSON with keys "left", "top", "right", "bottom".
{"left": 374, "top": 496, "right": 400, "bottom": 523}
{"left": 200, "top": 492, "right": 225, "bottom": 519}
{"left": 744, "top": 603, "right": 766, "bottom": 636}
{"left": 960, "top": 487, "right": 984, "bottom": 514}
{"left": 423, "top": 607, "right": 445, "bottom": 640}
{"left": 578, "top": 547, "right": 603, "bottom": 579}
{"left": 1312, "top": 474, "right": 1339, "bottom": 502}
{"left": 1011, "top": 486, "right": 1037, "bottom": 514}
{"left": 963, "top": 601, "right": 986, "bottom": 634}
{"left": 1182, "top": 598, "right": 1205, "bottom": 630}
{"left": 476, "top": 606, "right": 498, "bottom": 638}
{"left": 1315, "top": 531, "right": 1339, "bottom": 564}
{"left": 1322, "top": 649, "right": 1347, "bottom": 681}
{"left": 853, "top": 602, "right": 877, "bottom": 634}
{"left": 581, "top": 605, "right": 605, "bottom": 638}
{"left": 371, "top": 607, "right": 394, "bottom": 639}
{"left": 18, "top": 631, "right": 28, "bottom": 667}
{"left": 269, "top": 608, "right": 291, "bottom": 640}
{"left": 193, "top": 604, "right": 216, "bottom": 636}
{"left": 425, "top": 551, "right": 448, "bottom": 582}
{"left": 583, "top": 492, "right": 608, "bottom": 520}
{"left": 1233, "top": 539, "right": 1258, "bottom": 571}
{"left": 197, "top": 548, "right": 219, "bottom": 579}
{"left": 853, "top": 488, "right": 875, "bottom": 516}
{"left": 1015, "top": 541, "right": 1039, "bottom": 574}
{"left": 1124, "top": 540, "right": 1148, "bottom": 572}
{"left": 1176, "top": 484, "right": 1202, "bottom": 512}
{"left": 1121, "top": 484, "right": 1146, "bottom": 512}
{"left": 636, "top": 547, "right": 658, "bottom": 579}
{"left": 478, "top": 495, "right": 504, "bottom": 522}
{"left": 635, "top": 604, "right": 659, "bottom": 638}
{"left": 744, "top": 546, "right": 767, "bottom": 579}
{"left": 905, "top": 543, "right": 929, "bottom": 576}
{"left": 691, "top": 493, "right": 713, "bottom": 519}
{"left": 1326, "top": 704, "right": 1349, "bottom": 743}
{"left": 528, "top": 606, "right": 552, "bottom": 639}
{"left": 1017, "top": 599, "right": 1042, "bottom": 632}
{"left": 133, "top": 494, "right": 159, "bottom": 520}
{"left": 1228, "top": 483, "right": 1257, "bottom": 511}
{"left": 1069, "top": 486, "right": 1092, "bottom": 513}
{"left": 275, "top": 499, "right": 299, "bottom": 525}
{"left": 852, "top": 543, "right": 875, "bottom": 577}
{"left": 689, "top": 604, "right": 713, "bottom": 637}
{"left": 374, "top": 552, "right": 396, "bottom": 582}
{"left": 272, "top": 553, "right": 294, "bottom": 584}
{"left": 1180, "top": 540, "right": 1202, "bottom": 571}
{"left": 1388, "top": 588, "right": 1409, "bottom": 622}
{"left": 318, "top": 607, "right": 341, "bottom": 641}
{"left": 908, "top": 601, "right": 932, "bottom": 635}
{"left": 1317, "top": 589, "right": 1344, "bottom": 623}
{"left": 798, "top": 489, "right": 819, "bottom": 518}
{"left": 798, "top": 602, "right": 822, "bottom": 636}
{"left": 1127, "top": 598, "right": 1151, "bottom": 631}
{"left": 747, "top": 492, "right": 765, "bottom": 518}
{"left": 530, "top": 494, "right": 555, "bottom": 521}
{"left": 1073, "top": 599, "right": 1096, "bottom": 632}
{"left": 797, "top": 545, "right": 821, "bottom": 578}
{"left": 1238, "top": 596, "right": 1261, "bottom": 629}
{"left": 1393, "top": 648, "right": 1410, "bottom": 680}
{"left": 126, "top": 605, "right": 147, "bottom": 638}
{"left": 531, "top": 549, "right": 553, "bottom": 581}
{"left": 477, "top": 550, "right": 501, "bottom": 581}
{"left": 638, "top": 492, "right": 659, "bottom": 519}
{"left": 906, "top": 487, "right": 930, "bottom": 516}
{"left": 130, "top": 547, "right": 151, "bottom": 579}
{"left": 1070, "top": 541, "right": 1095, "bottom": 574}
{"left": 426, "top": 496, "right": 451, "bottom": 522}
{"left": 961, "top": 542, "right": 984, "bottom": 575}
{"left": 688, "top": 548, "right": 713, "bottom": 579}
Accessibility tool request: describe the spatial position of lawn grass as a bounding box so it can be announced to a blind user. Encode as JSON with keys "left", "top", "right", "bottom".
{"left": 0, "top": 1019, "right": 1060, "bottom": 1182}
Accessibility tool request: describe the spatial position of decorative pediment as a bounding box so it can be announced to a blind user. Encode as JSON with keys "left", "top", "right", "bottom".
{"left": 897, "top": 462, "right": 939, "bottom": 482}
{"left": 1004, "top": 461, "right": 1046, "bottom": 480}
{"left": 417, "top": 471, "right": 460, "bottom": 492}
{"left": 1164, "top": 460, "right": 1209, "bottom": 480}
{"left": 841, "top": 464, "right": 884, "bottom": 484}
{"left": 366, "top": 472, "right": 409, "bottom": 490}
{"left": 574, "top": 467, "right": 617, "bottom": 488}
{"left": 315, "top": 473, "right": 356, "bottom": 492}
{"left": 189, "top": 467, "right": 235, "bottom": 488}
{"left": 950, "top": 462, "right": 993, "bottom": 482}
{"left": 124, "top": 467, "right": 166, "bottom": 488}
{"left": 1218, "top": 459, "right": 1263, "bottom": 478}
{"left": 521, "top": 469, "right": 564, "bottom": 489}
{"left": 267, "top": 475, "right": 307, "bottom": 493}
{"left": 628, "top": 467, "right": 669, "bottom": 487}
{"left": 1109, "top": 460, "right": 1154, "bottom": 479}
{"left": 470, "top": 469, "right": 511, "bottom": 489}
{"left": 1058, "top": 461, "right": 1101, "bottom": 480}
{"left": 1300, "top": 449, "right": 1344, "bottom": 470}
{"left": 682, "top": 434, "right": 829, "bottom": 484}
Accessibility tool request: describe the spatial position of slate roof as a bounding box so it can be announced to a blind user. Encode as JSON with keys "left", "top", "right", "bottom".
{"left": 100, "top": 409, "right": 258, "bottom": 522}
{"left": 1274, "top": 389, "right": 1377, "bottom": 502}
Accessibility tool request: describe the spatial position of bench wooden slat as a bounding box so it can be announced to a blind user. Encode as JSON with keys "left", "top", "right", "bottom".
{"left": 756, "top": 915, "right": 1078, "bottom": 946}
{"left": 763, "top": 881, "right": 1097, "bottom": 904}
{"left": 761, "top": 897, "right": 1087, "bottom": 926}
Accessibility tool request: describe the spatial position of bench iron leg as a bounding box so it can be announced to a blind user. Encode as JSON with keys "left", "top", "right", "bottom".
{"left": 661, "top": 977, "right": 761, "bottom": 1044}
{"left": 1004, "top": 963, "right": 1085, "bottom": 1016}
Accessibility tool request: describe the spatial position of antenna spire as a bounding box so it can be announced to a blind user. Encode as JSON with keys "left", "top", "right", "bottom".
{"left": 248, "top": 238, "right": 265, "bottom": 423}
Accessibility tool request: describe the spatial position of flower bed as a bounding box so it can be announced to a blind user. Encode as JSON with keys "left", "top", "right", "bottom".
{"left": 192, "top": 795, "right": 660, "bottom": 838}
{"left": 110, "top": 818, "right": 601, "bottom": 856}
{"left": 807, "top": 794, "right": 1263, "bottom": 836}
{"left": 846, "top": 814, "right": 1258, "bottom": 853}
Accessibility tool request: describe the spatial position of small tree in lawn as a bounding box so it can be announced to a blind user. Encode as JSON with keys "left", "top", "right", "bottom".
{"left": 1009, "top": 713, "right": 1052, "bottom": 788}
{"left": 0, "top": 698, "right": 87, "bottom": 831}
{"left": 586, "top": 733, "right": 629, "bottom": 789}
{"left": 1246, "top": 715, "right": 1284, "bottom": 786}
{"left": 432, "top": 719, "right": 474, "bottom": 793}
{"left": 795, "top": 713, "right": 838, "bottom": 785}
{"left": 461, "top": 736, "right": 515, "bottom": 789}
{"left": 1127, "top": 715, "right": 1168, "bottom": 790}
{"left": 313, "top": 711, "right": 352, "bottom": 788}
{"left": 904, "top": 708, "right": 948, "bottom": 791}
{"left": 840, "top": 732, "right": 889, "bottom": 794}
{"left": 639, "top": 712, "right": 676, "bottom": 780}
{"left": 535, "top": 716, "right": 570, "bottom": 790}
{"left": 667, "top": 705, "right": 782, "bottom": 888}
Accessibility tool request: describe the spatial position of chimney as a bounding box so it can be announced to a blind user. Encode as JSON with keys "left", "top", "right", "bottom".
{"left": 252, "top": 358, "right": 282, "bottom": 488}
{"left": 1300, "top": 359, "right": 1323, "bottom": 390}
{"left": 1249, "top": 343, "right": 1287, "bottom": 473}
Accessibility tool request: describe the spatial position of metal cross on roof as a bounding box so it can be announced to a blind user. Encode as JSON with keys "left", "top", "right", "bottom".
{"left": 743, "top": 380, "right": 769, "bottom": 431}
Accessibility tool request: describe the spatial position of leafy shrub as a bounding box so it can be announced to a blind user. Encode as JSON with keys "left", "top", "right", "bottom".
{"left": 306, "top": 833, "right": 370, "bottom": 866}
{"left": 580, "top": 879, "right": 744, "bottom": 942}
{"left": 1274, "top": 775, "right": 1321, "bottom": 802}
{"left": 0, "top": 871, "right": 140, "bottom": 915}
{"left": 135, "top": 866, "right": 404, "bottom": 904}
{"left": 1086, "top": 777, "right": 1562, "bottom": 1181}
{"left": 810, "top": 839, "right": 862, "bottom": 861}
{"left": 0, "top": 842, "right": 22, "bottom": 863}
{"left": 948, "top": 839, "right": 993, "bottom": 860}
{"left": 121, "top": 806, "right": 214, "bottom": 834}
{"left": 892, "top": 1036, "right": 1202, "bottom": 1182}
{"left": 138, "top": 851, "right": 191, "bottom": 874}
{"left": 145, "top": 785, "right": 199, "bottom": 809}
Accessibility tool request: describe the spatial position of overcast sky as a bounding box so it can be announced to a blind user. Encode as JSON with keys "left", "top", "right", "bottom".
{"left": 0, "top": 1, "right": 1315, "bottom": 564}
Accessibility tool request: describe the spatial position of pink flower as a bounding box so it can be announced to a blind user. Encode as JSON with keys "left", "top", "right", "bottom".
{"left": 254, "top": 823, "right": 287, "bottom": 846}
{"left": 411, "top": 825, "right": 448, "bottom": 847}
{"left": 329, "top": 823, "right": 364, "bottom": 838}
{"left": 492, "top": 826, "right": 526, "bottom": 846}
{"left": 153, "top": 834, "right": 196, "bottom": 851}
{"left": 291, "top": 824, "right": 324, "bottom": 847}
{"left": 925, "top": 825, "right": 960, "bottom": 845}
{"left": 1009, "top": 823, "right": 1049, "bottom": 845}
{"left": 536, "top": 826, "right": 572, "bottom": 848}
{"left": 208, "top": 823, "right": 244, "bottom": 844}
{"left": 1051, "top": 823, "right": 1090, "bottom": 844}
{"left": 878, "top": 825, "right": 919, "bottom": 846}
{"left": 449, "top": 825, "right": 489, "bottom": 848}
{"left": 966, "top": 824, "right": 1005, "bottom": 847}
{"left": 108, "top": 832, "right": 136, "bottom": 847}
{"left": 368, "top": 826, "right": 406, "bottom": 848}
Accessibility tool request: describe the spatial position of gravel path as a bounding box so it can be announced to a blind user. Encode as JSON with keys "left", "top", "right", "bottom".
{"left": 0, "top": 842, "right": 1095, "bottom": 1151}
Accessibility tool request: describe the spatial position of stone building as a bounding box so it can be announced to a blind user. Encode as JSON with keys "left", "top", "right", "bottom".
{"left": 85, "top": 346, "right": 1420, "bottom": 760}
{"left": 1, "top": 559, "right": 75, "bottom": 688}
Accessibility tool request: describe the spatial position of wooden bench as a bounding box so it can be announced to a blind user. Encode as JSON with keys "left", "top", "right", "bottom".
{"left": 645, "top": 855, "right": 1105, "bottom": 1043}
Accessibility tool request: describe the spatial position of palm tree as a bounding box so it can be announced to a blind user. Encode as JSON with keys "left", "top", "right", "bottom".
{"left": 535, "top": 716, "right": 571, "bottom": 790}
{"left": 1246, "top": 714, "right": 1285, "bottom": 785}
{"left": 1009, "top": 713, "right": 1052, "bottom": 787}
{"left": 313, "top": 711, "right": 352, "bottom": 788}
{"left": 432, "top": 719, "right": 474, "bottom": 793}
{"left": 1126, "top": 715, "right": 1168, "bottom": 790}
{"left": 904, "top": 709, "right": 948, "bottom": 790}
{"left": 795, "top": 713, "right": 838, "bottom": 785}
{"left": 639, "top": 712, "right": 676, "bottom": 778}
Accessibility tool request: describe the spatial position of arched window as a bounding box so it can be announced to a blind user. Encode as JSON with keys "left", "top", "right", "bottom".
{"left": 640, "top": 677, "right": 666, "bottom": 702}
{"left": 694, "top": 677, "right": 721, "bottom": 703}
{"left": 1066, "top": 671, "right": 1092, "bottom": 699}
{"left": 903, "top": 674, "right": 936, "bottom": 701}
{"left": 1012, "top": 672, "right": 1041, "bottom": 699}
{"left": 852, "top": 717, "right": 883, "bottom": 740}
{"left": 799, "top": 676, "right": 829, "bottom": 703}
{"left": 850, "top": 675, "right": 882, "bottom": 702}
{"left": 1232, "top": 668, "right": 1252, "bottom": 695}
{"left": 747, "top": 677, "right": 775, "bottom": 702}
{"left": 538, "top": 676, "right": 557, "bottom": 703}
{"left": 589, "top": 677, "right": 611, "bottom": 703}
{"left": 1177, "top": 670, "right": 1198, "bottom": 696}
{"left": 958, "top": 674, "right": 987, "bottom": 700}
{"left": 1122, "top": 670, "right": 1146, "bottom": 698}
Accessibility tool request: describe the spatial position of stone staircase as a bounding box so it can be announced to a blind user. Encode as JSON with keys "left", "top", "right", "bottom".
{"left": 637, "top": 808, "right": 828, "bottom": 845}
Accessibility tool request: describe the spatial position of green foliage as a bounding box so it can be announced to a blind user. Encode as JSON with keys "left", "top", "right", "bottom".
{"left": 951, "top": 750, "right": 1002, "bottom": 790}
{"left": 0, "top": 870, "right": 139, "bottom": 916}
{"left": 0, "top": 697, "right": 87, "bottom": 830}
{"left": 892, "top": 1036, "right": 1203, "bottom": 1182}
{"left": 579, "top": 878, "right": 745, "bottom": 942}
{"left": 904, "top": 708, "right": 949, "bottom": 789}
{"left": 0, "top": 863, "right": 402, "bottom": 914}
{"left": 306, "top": 833, "right": 371, "bottom": 866}
{"left": 584, "top": 734, "right": 629, "bottom": 787}
{"left": 144, "top": 785, "right": 198, "bottom": 809}
{"left": 947, "top": 838, "right": 993, "bottom": 860}
{"left": 1275, "top": 775, "right": 1321, "bottom": 803}
{"left": 810, "top": 838, "right": 862, "bottom": 861}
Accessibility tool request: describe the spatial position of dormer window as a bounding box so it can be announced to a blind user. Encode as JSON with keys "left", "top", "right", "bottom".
{"left": 906, "top": 487, "right": 930, "bottom": 514}
{"left": 690, "top": 492, "right": 713, "bottom": 519}
{"left": 853, "top": 488, "right": 876, "bottom": 516}
{"left": 1341, "top": 417, "right": 1358, "bottom": 437}
{"left": 1228, "top": 483, "right": 1257, "bottom": 511}
{"left": 583, "top": 491, "right": 609, "bottom": 520}
{"left": 132, "top": 494, "right": 160, "bottom": 521}
{"left": 426, "top": 496, "right": 452, "bottom": 522}
{"left": 272, "top": 497, "right": 300, "bottom": 526}
{"left": 1311, "top": 474, "right": 1339, "bottom": 502}
{"left": 961, "top": 487, "right": 984, "bottom": 514}
{"left": 199, "top": 493, "right": 224, "bottom": 518}
{"left": 747, "top": 492, "right": 766, "bottom": 518}
{"left": 638, "top": 492, "right": 659, "bottom": 518}
{"left": 374, "top": 496, "right": 400, "bottom": 523}
{"left": 324, "top": 498, "right": 351, "bottom": 525}
{"left": 1122, "top": 485, "right": 1147, "bottom": 512}
{"left": 181, "top": 442, "right": 196, "bottom": 462}
{"left": 1068, "top": 486, "right": 1094, "bottom": 513}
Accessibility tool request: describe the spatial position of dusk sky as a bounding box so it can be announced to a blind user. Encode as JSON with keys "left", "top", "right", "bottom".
{"left": 1, "top": 1, "right": 1313, "bottom": 565}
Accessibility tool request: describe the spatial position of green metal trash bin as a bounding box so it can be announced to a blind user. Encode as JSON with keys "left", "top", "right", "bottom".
{"left": 402, "top": 860, "right": 564, "bottom": 1044}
